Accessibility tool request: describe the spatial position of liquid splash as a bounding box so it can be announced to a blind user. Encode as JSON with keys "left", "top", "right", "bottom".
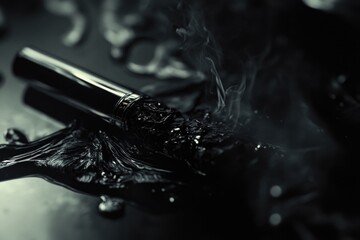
{"left": 0, "top": 122, "right": 209, "bottom": 213}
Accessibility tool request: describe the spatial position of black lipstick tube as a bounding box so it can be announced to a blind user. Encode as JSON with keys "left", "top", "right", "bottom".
{"left": 13, "top": 47, "right": 235, "bottom": 174}
{"left": 13, "top": 47, "right": 142, "bottom": 127}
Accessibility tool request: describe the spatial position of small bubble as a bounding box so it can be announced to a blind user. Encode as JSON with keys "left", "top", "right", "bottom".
{"left": 270, "top": 185, "right": 282, "bottom": 198}
{"left": 269, "top": 213, "right": 282, "bottom": 226}
{"left": 254, "top": 110, "right": 259, "bottom": 114}
{"left": 169, "top": 197, "right": 175, "bottom": 203}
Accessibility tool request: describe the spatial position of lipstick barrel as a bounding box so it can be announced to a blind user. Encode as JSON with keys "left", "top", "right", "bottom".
{"left": 13, "top": 47, "right": 141, "bottom": 123}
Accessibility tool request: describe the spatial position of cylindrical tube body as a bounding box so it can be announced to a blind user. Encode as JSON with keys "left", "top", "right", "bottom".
{"left": 13, "top": 47, "right": 141, "bottom": 122}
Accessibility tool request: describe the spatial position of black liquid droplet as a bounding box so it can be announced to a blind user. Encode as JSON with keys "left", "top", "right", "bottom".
{"left": 4, "top": 128, "right": 29, "bottom": 145}
{"left": 98, "top": 195, "right": 125, "bottom": 219}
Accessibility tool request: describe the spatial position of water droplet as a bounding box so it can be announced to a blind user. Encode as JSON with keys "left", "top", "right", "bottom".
{"left": 98, "top": 195, "right": 125, "bottom": 219}
{"left": 254, "top": 144, "right": 261, "bottom": 151}
{"left": 270, "top": 185, "right": 282, "bottom": 198}
{"left": 269, "top": 213, "right": 282, "bottom": 226}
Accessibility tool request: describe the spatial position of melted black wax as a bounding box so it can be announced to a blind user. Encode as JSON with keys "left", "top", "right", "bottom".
{"left": 0, "top": 121, "right": 212, "bottom": 212}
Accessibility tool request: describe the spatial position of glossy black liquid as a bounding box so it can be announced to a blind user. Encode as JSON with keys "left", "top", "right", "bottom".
{"left": 0, "top": 122, "right": 209, "bottom": 212}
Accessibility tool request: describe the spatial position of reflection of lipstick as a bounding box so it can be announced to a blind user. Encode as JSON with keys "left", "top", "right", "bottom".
{"left": 13, "top": 47, "right": 235, "bottom": 174}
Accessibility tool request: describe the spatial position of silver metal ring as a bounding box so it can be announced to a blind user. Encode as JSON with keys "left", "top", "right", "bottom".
{"left": 113, "top": 93, "right": 141, "bottom": 121}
